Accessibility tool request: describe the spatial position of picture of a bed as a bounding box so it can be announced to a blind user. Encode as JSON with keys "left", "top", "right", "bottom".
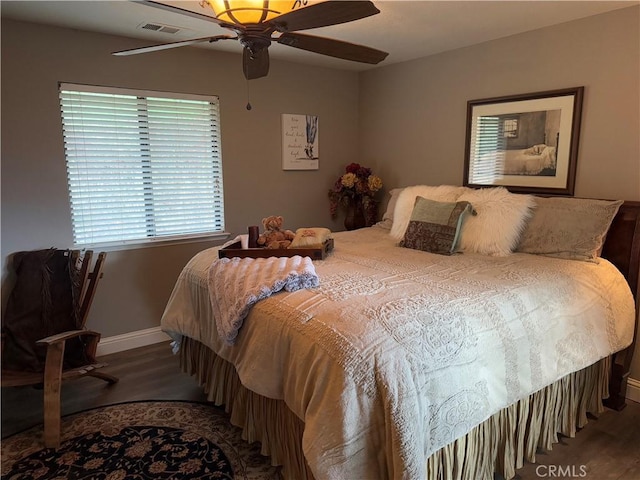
{"left": 465, "top": 87, "right": 583, "bottom": 195}
{"left": 499, "top": 109, "right": 560, "bottom": 176}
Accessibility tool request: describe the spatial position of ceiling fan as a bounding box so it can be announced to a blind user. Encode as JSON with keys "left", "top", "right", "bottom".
{"left": 113, "top": 0, "right": 389, "bottom": 80}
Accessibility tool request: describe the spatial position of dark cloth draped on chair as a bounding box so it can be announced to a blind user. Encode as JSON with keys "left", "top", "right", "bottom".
{"left": 2, "top": 248, "right": 91, "bottom": 372}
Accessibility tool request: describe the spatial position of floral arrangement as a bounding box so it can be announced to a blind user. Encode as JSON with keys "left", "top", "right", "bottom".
{"left": 328, "top": 163, "right": 383, "bottom": 224}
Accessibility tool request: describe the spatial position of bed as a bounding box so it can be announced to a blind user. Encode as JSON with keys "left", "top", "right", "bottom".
{"left": 503, "top": 144, "right": 557, "bottom": 175}
{"left": 161, "top": 188, "right": 639, "bottom": 480}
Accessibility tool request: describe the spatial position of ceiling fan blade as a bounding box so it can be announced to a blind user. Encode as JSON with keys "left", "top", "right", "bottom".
{"left": 277, "top": 33, "right": 388, "bottom": 64}
{"left": 112, "top": 35, "right": 234, "bottom": 56}
{"left": 132, "top": 0, "right": 226, "bottom": 25}
{"left": 243, "top": 47, "right": 270, "bottom": 80}
{"left": 270, "top": 1, "right": 380, "bottom": 32}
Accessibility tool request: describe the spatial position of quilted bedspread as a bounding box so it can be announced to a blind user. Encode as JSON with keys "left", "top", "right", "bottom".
{"left": 161, "top": 226, "right": 635, "bottom": 479}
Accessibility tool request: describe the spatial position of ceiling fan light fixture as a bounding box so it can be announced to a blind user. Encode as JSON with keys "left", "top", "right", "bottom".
{"left": 116, "top": 1, "right": 388, "bottom": 82}
{"left": 205, "top": 0, "right": 294, "bottom": 25}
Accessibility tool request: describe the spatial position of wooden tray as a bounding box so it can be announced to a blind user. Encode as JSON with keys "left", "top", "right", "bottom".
{"left": 218, "top": 238, "right": 334, "bottom": 260}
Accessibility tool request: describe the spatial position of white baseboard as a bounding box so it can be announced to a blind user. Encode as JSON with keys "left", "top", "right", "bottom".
{"left": 627, "top": 377, "right": 640, "bottom": 404}
{"left": 96, "top": 326, "right": 171, "bottom": 357}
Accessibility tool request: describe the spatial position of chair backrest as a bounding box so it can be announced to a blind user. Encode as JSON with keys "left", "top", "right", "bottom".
{"left": 1, "top": 249, "right": 106, "bottom": 372}
{"left": 77, "top": 251, "right": 106, "bottom": 329}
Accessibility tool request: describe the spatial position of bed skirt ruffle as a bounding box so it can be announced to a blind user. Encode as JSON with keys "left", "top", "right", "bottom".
{"left": 179, "top": 337, "right": 611, "bottom": 480}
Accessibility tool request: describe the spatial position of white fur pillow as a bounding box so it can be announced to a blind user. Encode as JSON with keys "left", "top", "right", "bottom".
{"left": 389, "top": 185, "right": 470, "bottom": 241}
{"left": 457, "top": 187, "right": 535, "bottom": 256}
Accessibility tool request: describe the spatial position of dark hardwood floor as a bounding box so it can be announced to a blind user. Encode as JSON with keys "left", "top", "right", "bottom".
{"left": 2, "top": 342, "right": 639, "bottom": 479}
{"left": 1, "top": 341, "right": 208, "bottom": 438}
{"left": 513, "top": 399, "right": 640, "bottom": 480}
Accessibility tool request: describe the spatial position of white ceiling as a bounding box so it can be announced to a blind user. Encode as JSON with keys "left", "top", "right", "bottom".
{"left": 2, "top": 1, "right": 638, "bottom": 71}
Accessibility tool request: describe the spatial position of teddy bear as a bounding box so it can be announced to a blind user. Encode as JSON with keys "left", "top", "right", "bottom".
{"left": 257, "top": 215, "right": 296, "bottom": 249}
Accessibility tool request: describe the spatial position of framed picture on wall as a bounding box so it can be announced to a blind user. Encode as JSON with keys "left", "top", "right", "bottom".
{"left": 463, "top": 87, "right": 584, "bottom": 196}
{"left": 282, "top": 114, "right": 319, "bottom": 170}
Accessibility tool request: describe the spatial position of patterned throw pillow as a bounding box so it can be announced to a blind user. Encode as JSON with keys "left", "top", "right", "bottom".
{"left": 400, "top": 197, "right": 475, "bottom": 255}
{"left": 389, "top": 185, "right": 470, "bottom": 241}
{"left": 516, "top": 196, "right": 623, "bottom": 262}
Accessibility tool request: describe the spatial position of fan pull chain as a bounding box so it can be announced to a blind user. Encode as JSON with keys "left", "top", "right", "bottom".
{"left": 246, "top": 79, "right": 252, "bottom": 111}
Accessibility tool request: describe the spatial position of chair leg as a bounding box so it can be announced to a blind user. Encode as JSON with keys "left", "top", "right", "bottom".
{"left": 87, "top": 370, "right": 119, "bottom": 384}
{"left": 43, "top": 341, "right": 64, "bottom": 449}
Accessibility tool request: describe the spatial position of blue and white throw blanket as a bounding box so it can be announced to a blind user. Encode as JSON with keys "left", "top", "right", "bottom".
{"left": 208, "top": 255, "right": 319, "bottom": 344}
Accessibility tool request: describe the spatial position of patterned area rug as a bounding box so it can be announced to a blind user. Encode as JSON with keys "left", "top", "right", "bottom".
{"left": 1, "top": 400, "right": 281, "bottom": 479}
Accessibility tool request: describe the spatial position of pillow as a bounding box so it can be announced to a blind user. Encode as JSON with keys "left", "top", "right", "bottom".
{"left": 377, "top": 188, "right": 404, "bottom": 230}
{"left": 390, "top": 185, "right": 469, "bottom": 241}
{"left": 290, "top": 227, "right": 332, "bottom": 249}
{"left": 399, "top": 197, "right": 475, "bottom": 255}
{"left": 524, "top": 144, "right": 546, "bottom": 155}
{"left": 457, "top": 187, "right": 535, "bottom": 256}
{"left": 516, "top": 197, "right": 623, "bottom": 262}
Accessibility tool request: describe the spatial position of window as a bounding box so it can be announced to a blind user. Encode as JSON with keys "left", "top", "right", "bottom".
{"left": 502, "top": 117, "right": 519, "bottom": 138}
{"left": 468, "top": 115, "right": 506, "bottom": 184}
{"left": 59, "top": 83, "right": 224, "bottom": 248}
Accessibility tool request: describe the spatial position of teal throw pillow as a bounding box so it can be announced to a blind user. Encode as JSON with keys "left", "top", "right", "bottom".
{"left": 400, "top": 197, "right": 475, "bottom": 255}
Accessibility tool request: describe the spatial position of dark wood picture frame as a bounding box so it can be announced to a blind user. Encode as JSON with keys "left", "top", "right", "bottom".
{"left": 463, "top": 87, "right": 584, "bottom": 196}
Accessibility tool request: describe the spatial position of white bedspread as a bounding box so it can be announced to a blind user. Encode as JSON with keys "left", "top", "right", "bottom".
{"left": 503, "top": 145, "right": 556, "bottom": 175}
{"left": 161, "top": 226, "right": 635, "bottom": 480}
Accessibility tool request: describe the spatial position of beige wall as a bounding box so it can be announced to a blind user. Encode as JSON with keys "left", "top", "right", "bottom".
{"left": 1, "top": 18, "right": 359, "bottom": 337}
{"left": 360, "top": 6, "right": 640, "bottom": 201}
{"left": 3, "top": 7, "right": 640, "bottom": 383}
{"left": 360, "top": 6, "right": 640, "bottom": 380}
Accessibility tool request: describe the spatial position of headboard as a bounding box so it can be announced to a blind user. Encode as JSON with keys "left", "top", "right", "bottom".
{"left": 600, "top": 200, "right": 640, "bottom": 410}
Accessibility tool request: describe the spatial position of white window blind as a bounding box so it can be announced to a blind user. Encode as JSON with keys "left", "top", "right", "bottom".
{"left": 469, "top": 115, "right": 505, "bottom": 184}
{"left": 59, "top": 83, "right": 224, "bottom": 247}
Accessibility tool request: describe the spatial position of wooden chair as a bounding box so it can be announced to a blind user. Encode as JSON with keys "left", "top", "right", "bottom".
{"left": 1, "top": 250, "right": 118, "bottom": 448}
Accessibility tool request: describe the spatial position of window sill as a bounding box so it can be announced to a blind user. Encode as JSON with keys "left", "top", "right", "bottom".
{"left": 75, "top": 232, "right": 231, "bottom": 252}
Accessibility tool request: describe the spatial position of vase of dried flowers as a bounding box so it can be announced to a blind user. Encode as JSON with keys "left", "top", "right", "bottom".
{"left": 328, "top": 163, "right": 383, "bottom": 231}
{"left": 344, "top": 200, "right": 366, "bottom": 231}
